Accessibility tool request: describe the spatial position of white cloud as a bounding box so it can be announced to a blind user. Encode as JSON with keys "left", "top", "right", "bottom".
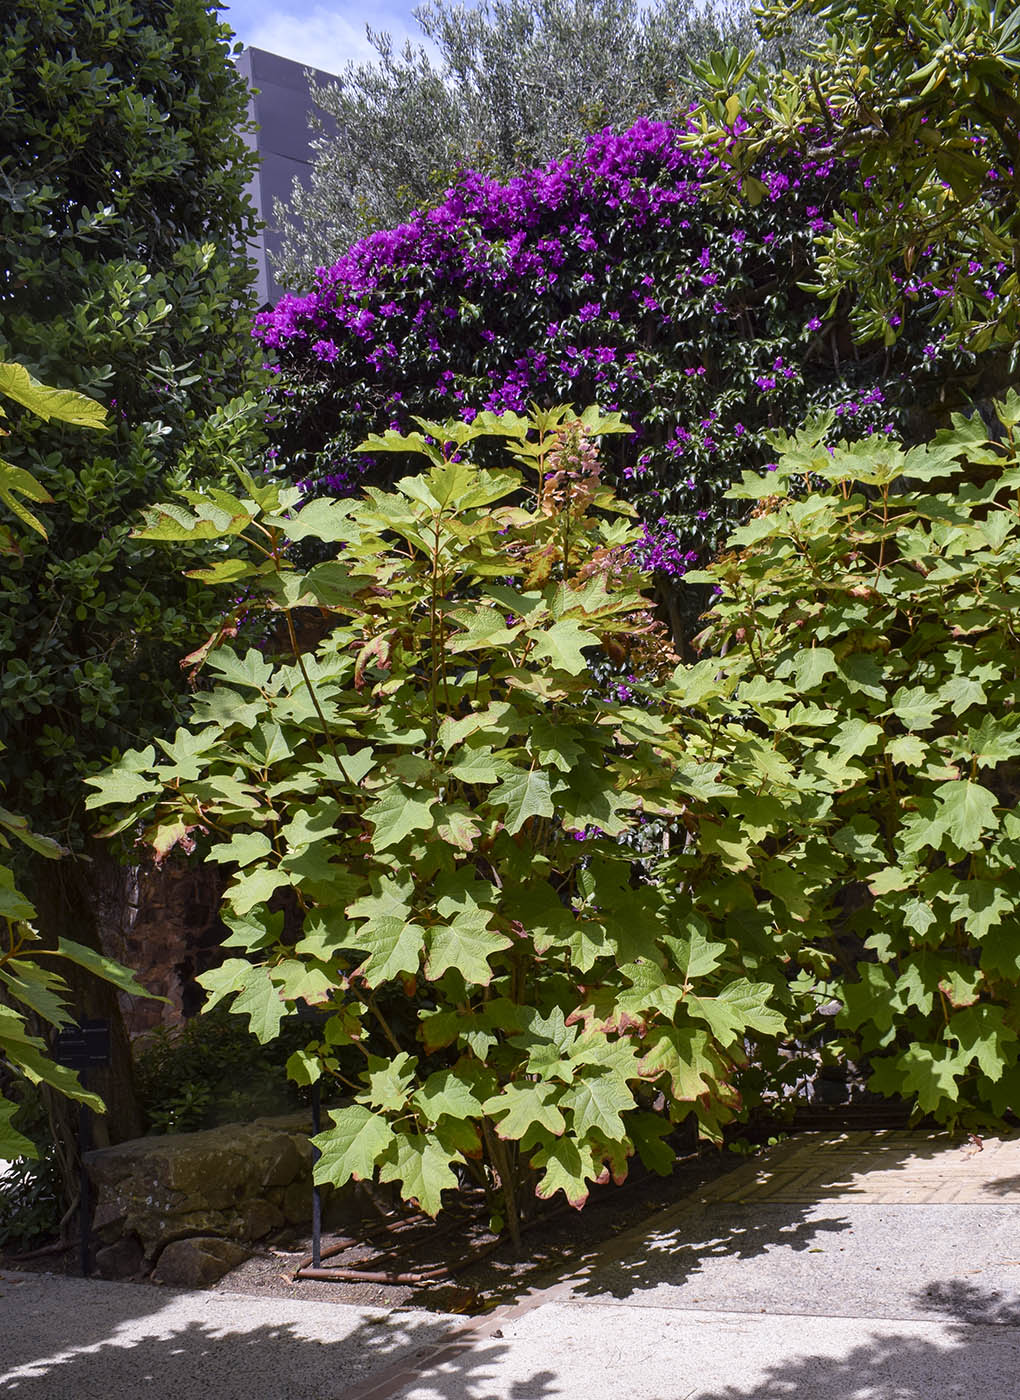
{"left": 241, "top": 4, "right": 421, "bottom": 76}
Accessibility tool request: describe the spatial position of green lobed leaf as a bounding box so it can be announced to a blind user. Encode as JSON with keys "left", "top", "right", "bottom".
{"left": 563, "top": 1072, "right": 636, "bottom": 1142}
{"left": 490, "top": 768, "right": 555, "bottom": 834}
{"left": 377, "top": 1132, "right": 460, "bottom": 1217}
{"left": 313, "top": 1105, "right": 396, "bottom": 1187}
{"left": 413, "top": 1068, "right": 486, "bottom": 1124}
{"left": 483, "top": 1081, "right": 566, "bottom": 1140}
{"left": 364, "top": 785, "right": 438, "bottom": 849}
{"left": 935, "top": 779, "right": 999, "bottom": 852}
{"left": 531, "top": 1135, "right": 602, "bottom": 1209}
{"left": 684, "top": 978, "right": 786, "bottom": 1047}
{"left": 0, "top": 362, "right": 108, "bottom": 429}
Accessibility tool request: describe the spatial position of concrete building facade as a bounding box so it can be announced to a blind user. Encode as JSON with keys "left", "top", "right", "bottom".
{"left": 235, "top": 47, "right": 338, "bottom": 307}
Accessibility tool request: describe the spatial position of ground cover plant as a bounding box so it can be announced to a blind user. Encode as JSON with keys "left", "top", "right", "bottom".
{"left": 86, "top": 409, "right": 795, "bottom": 1235}
{"left": 133, "top": 1010, "right": 306, "bottom": 1135}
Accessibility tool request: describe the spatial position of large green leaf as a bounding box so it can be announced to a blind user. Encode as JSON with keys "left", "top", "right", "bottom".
{"left": 425, "top": 913, "right": 511, "bottom": 985}
{"left": 564, "top": 1072, "right": 635, "bottom": 1141}
{"left": 0, "top": 959, "right": 73, "bottom": 1028}
{"left": 0, "top": 362, "right": 107, "bottom": 428}
{"left": 231, "top": 965, "right": 287, "bottom": 1043}
{"left": 52, "top": 938, "right": 155, "bottom": 1000}
{"left": 638, "top": 1027, "right": 718, "bottom": 1100}
{"left": 870, "top": 1043, "right": 966, "bottom": 1115}
{"left": 0, "top": 806, "right": 64, "bottom": 860}
{"left": 224, "top": 866, "right": 290, "bottom": 916}
{"left": 360, "top": 1052, "right": 418, "bottom": 1111}
{"left": 530, "top": 619, "right": 601, "bottom": 674}
{"left": 377, "top": 1133, "right": 460, "bottom": 1217}
{"left": 532, "top": 1136, "right": 601, "bottom": 1208}
{"left": 684, "top": 979, "right": 786, "bottom": 1046}
{"left": 0, "top": 1097, "right": 38, "bottom": 1159}
{"left": 350, "top": 916, "right": 426, "bottom": 985}
{"left": 935, "top": 779, "right": 999, "bottom": 851}
{"left": 946, "top": 1005, "right": 1018, "bottom": 1082}
{"left": 313, "top": 1105, "right": 396, "bottom": 1187}
{"left": 207, "top": 831, "right": 274, "bottom": 869}
{"left": 413, "top": 1068, "right": 486, "bottom": 1124}
{"left": 490, "top": 768, "right": 554, "bottom": 834}
{"left": 83, "top": 767, "right": 160, "bottom": 810}
{"left": 364, "top": 785, "right": 438, "bottom": 849}
{"left": 483, "top": 1082, "right": 566, "bottom": 1140}
{"left": 664, "top": 924, "right": 726, "bottom": 984}
{"left": 0, "top": 865, "right": 37, "bottom": 922}
{"left": 2, "top": 1038, "right": 104, "bottom": 1110}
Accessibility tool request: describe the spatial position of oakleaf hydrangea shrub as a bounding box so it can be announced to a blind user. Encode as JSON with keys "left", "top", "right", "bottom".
{"left": 86, "top": 408, "right": 802, "bottom": 1231}
{"left": 254, "top": 117, "right": 966, "bottom": 609}
{"left": 672, "top": 394, "right": 1020, "bottom": 1128}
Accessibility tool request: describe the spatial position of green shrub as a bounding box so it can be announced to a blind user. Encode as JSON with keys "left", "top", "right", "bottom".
{"left": 87, "top": 407, "right": 788, "bottom": 1237}
{"left": 0, "top": 1152, "right": 62, "bottom": 1253}
{"left": 673, "top": 394, "right": 1020, "bottom": 1126}
{"left": 134, "top": 1009, "right": 318, "bottom": 1135}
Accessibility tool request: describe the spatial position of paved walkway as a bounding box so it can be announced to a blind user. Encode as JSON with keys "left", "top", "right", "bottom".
{"left": 2, "top": 1129, "right": 1019, "bottom": 1398}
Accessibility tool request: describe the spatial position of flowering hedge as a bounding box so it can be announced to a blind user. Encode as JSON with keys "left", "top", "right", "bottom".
{"left": 254, "top": 117, "right": 968, "bottom": 603}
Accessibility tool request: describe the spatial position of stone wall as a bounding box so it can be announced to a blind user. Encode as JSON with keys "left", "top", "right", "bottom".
{"left": 84, "top": 1112, "right": 363, "bottom": 1285}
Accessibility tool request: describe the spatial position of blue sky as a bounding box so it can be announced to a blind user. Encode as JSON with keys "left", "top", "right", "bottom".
{"left": 219, "top": 0, "right": 425, "bottom": 73}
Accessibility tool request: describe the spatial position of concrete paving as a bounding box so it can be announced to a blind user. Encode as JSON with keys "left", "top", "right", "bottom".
{"left": 2, "top": 1129, "right": 1019, "bottom": 1399}
{"left": 0, "top": 1271, "right": 452, "bottom": 1398}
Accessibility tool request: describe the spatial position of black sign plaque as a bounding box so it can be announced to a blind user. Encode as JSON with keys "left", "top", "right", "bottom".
{"left": 52, "top": 1019, "right": 111, "bottom": 1070}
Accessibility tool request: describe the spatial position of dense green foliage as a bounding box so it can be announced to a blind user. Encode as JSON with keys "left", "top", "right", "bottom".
{"left": 4, "top": 0, "right": 1017, "bottom": 1248}
{"left": 693, "top": 0, "right": 1020, "bottom": 357}
{"left": 90, "top": 393, "right": 1020, "bottom": 1225}
{"left": 134, "top": 1009, "right": 312, "bottom": 1135}
{"left": 87, "top": 409, "right": 790, "bottom": 1229}
{"left": 0, "top": 1152, "right": 62, "bottom": 1251}
{"left": 683, "top": 397, "right": 1020, "bottom": 1125}
{"left": 0, "top": 0, "right": 265, "bottom": 843}
{"left": 0, "top": 365, "right": 154, "bottom": 1162}
{"left": 272, "top": 0, "right": 814, "bottom": 285}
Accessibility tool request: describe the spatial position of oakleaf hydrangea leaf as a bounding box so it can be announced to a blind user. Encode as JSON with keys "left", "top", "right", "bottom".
{"left": 483, "top": 1082, "right": 566, "bottom": 1140}
{"left": 378, "top": 1133, "right": 460, "bottom": 1217}
{"left": 490, "top": 768, "right": 554, "bottom": 834}
{"left": 313, "top": 1105, "right": 396, "bottom": 1187}
{"left": 564, "top": 1072, "right": 635, "bottom": 1140}
{"left": 364, "top": 784, "right": 437, "bottom": 849}
{"left": 532, "top": 1136, "right": 602, "bottom": 1208}
{"left": 426, "top": 915, "right": 511, "bottom": 985}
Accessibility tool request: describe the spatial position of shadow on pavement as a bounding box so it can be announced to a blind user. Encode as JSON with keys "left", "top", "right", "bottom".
{"left": 980, "top": 1172, "right": 1020, "bottom": 1196}
{"left": 561, "top": 1201, "right": 852, "bottom": 1303}
{"left": 686, "top": 1282, "right": 1020, "bottom": 1400}
{"left": 0, "top": 1279, "right": 550, "bottom": 1400}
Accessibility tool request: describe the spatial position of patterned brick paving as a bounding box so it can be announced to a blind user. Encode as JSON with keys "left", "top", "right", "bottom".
{"left": 697, "top": 1130, "right": 1020, "bottom": 1205}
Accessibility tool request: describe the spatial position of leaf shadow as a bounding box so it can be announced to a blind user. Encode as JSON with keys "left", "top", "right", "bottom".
{"left": 0, "top": 1271, "right": 555, "bottom": 1400}
{"left": 977, "top": 1172, "right": 1020, "bottom": 1197}
{"left": 686, "top": 1280, "right": 1020, "bottom": 1400}
{"left": 555, "top": 1199, "right": 853, "bottom": 1303}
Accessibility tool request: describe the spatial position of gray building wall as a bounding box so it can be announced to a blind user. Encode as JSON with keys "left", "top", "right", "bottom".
{"left": 235, "top": 47, "right": 339, "bottom": 308}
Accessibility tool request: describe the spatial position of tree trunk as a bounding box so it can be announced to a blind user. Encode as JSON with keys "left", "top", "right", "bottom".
{"left": 31, "top": 845, "right": 144, "bottom": 1215}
